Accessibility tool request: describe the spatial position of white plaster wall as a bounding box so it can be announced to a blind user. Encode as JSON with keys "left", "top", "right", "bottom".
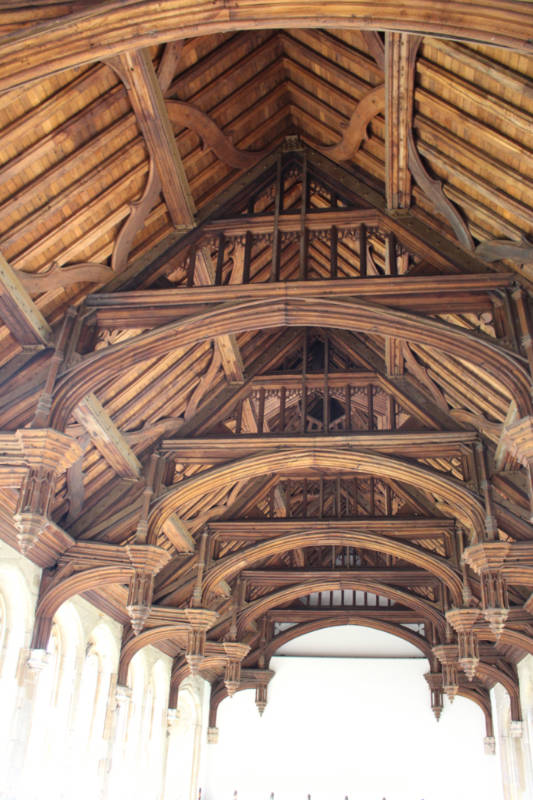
{"left": 207, "top": 656, "right": 503, "bottom": 800}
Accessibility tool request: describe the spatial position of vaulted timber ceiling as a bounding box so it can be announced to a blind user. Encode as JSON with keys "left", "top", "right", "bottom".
{"left": 1, "top": 2, "right": 533, "bottom": 732}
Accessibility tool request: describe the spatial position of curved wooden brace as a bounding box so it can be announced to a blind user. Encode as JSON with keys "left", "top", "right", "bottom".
{"left": 118, "top": 623, "right": 189, "bottom": 685}
{"left": 51, "top": 297, "right": 530, "bottom": 431}
{"left": 112, "top": 159, "right": 162, "bottom": 272}
{"left": 149, "top": 448, "right": 486, "bottom": 548}
{"left": 236, "top": 578, "right": 445, "bottom": 637}
{"left": 318, "top": 85, "right": 385, "bottom": 161}
{"left": 2, "top": 3, "right": 532, "bottom": 94}
{"left": 166, "top": 101, "right": 269, "bottom": 169}
{"left": 407, "top": 130, "right": 474, "bottom": 252}
{"left": 202, "top": 530, "right": 463, "bottom": 605}
{"left": 457, "top": 686, "right": 494, "bottom": 738}
{"left": 169, "top": 654, "right": 226, "bottom": 707}
{"left": 261, "top": 615, "right": 432, "bottom": 664}
{"left": 32, "top": 565, "right": 133, "bottom": 649}
{"left": 478, "top": 627, "right": 533, "bottom": 658}
{"left": 476, "top": 238, "right": 533, "bottom": 265}
{"left": 18, "top": 263, "right": 114, "bottom": 297}
{"left": 476, "top": 662, "right": 522, "bottom": 722}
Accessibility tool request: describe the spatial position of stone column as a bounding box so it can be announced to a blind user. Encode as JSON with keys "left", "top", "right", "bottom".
{"left": 5, "top": 648, "right": 48, "bottom": 799}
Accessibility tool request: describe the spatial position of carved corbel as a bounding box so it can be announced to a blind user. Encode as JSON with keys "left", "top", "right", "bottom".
{"left": 183, "top": 608, "right": 219, "bottom": 675}
{"left": 242, "top": 668, "right": 275, "bottom": 717}
{"left": 424, "top": 671, "right": 444, "bottom": 721}
{"left": 126, "top": 543, "right": 171, "bottom": 634}
{"left": 432, "top": 644, "right": 459, "bottom": 702}
{"left": 462, "top": 542, "right": 511, "bottom": 637}
{"left": 222, "top": 642, "right": 251, "bottom": 697}
{"left": 14, "top": 429, "right": 82, "bottom": 554}
{"left": 445, "top": 608, "right": 481, "bottom": 680}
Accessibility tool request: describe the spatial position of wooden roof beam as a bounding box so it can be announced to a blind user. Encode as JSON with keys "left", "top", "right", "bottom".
{"left": 209, "top": 518, "right": 454, "bottom": 540}
{"left": 117, "top": 48, "right": 195, "bottom": 228}
{"left": 87, "top": 272, "right": 512, "bottom": 329}
{"left": 194, "top": 247, "right": 244, "bottom": 383}
{"left": 268, "top": 609, "right": 422, "bottom": 623}
{"left": 242, "top": 568, "right": 438, "bottom": 587}
{"left": 0, "top": 253, "right": 51, "bottom": 347}
{"left": 161, "top": 431, "right": 477, "bottom": 463}
{"left": 385, "top": 33, "right": 420, "bottom": 211}
{"left": 73, "top": 393, "right": 141, "bottom": 479}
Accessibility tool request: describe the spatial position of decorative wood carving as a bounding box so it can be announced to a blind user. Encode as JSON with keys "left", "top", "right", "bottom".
{"left": 446, "top": 608, "right": 481, "bottom": 680}
{"left": 166, "top": 101, "right": 269, "bottom": 169}
{"left": 18, "top": 262, "right": 114, "bottom": 296}
{"left": 407, "top": 130, "right": 474, "bottom": 251}
{"left": 112, "top": 160, "right": 162, "bottom": 273}
{"left": 318, "top": 85, "right": 385, "bottom": 162}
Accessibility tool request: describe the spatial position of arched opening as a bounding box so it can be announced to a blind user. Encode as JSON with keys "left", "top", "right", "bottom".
{"left": 207, "top": 625, "right": 502, "bottom": 800}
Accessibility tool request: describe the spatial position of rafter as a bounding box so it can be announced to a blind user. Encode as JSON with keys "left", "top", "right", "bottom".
{"left": 115, "top": 48, "right": 195, "bottom": 228}
{"left": 385, "top": 33, "right": 420, "bottom": 211}
{"left": 0, "top": 253, "right": 51, "bottom": 347}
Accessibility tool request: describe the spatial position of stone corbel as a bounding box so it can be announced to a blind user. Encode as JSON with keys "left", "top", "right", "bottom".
{"left": 432, "top": 644, "right": 459, "bottom": 702}
{"left": 445, "top": 608, "right": 481, "bottom": 680}
{"left": 222, "top": 642, "right": 251, "bottom": 697}
{"left": 14, "top": 429, "right": 82, "bottom": 554}
{"left": 126, "top": 544, "right": 172, "bottom": 634}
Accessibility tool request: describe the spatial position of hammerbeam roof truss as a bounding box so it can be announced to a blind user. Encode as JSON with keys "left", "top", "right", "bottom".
{"left": 1, "top": 3, "right": 533, "bottom": 725}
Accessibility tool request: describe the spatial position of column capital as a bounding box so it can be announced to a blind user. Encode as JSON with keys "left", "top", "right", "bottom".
{"left": 207, "top": 726, "right": 219, "bottom": 744}
{"left": 26, "top": 647, "right": 48, "bottom": 672}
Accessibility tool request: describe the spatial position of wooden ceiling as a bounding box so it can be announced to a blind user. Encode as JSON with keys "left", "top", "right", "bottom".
{"left": 1, "top": 2, "right": 533, "bottom": 732}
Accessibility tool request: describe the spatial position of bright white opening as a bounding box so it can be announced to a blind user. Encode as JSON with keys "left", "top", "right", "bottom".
{"left": 206, "top": 627, "right": 503, "bottom": 800}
